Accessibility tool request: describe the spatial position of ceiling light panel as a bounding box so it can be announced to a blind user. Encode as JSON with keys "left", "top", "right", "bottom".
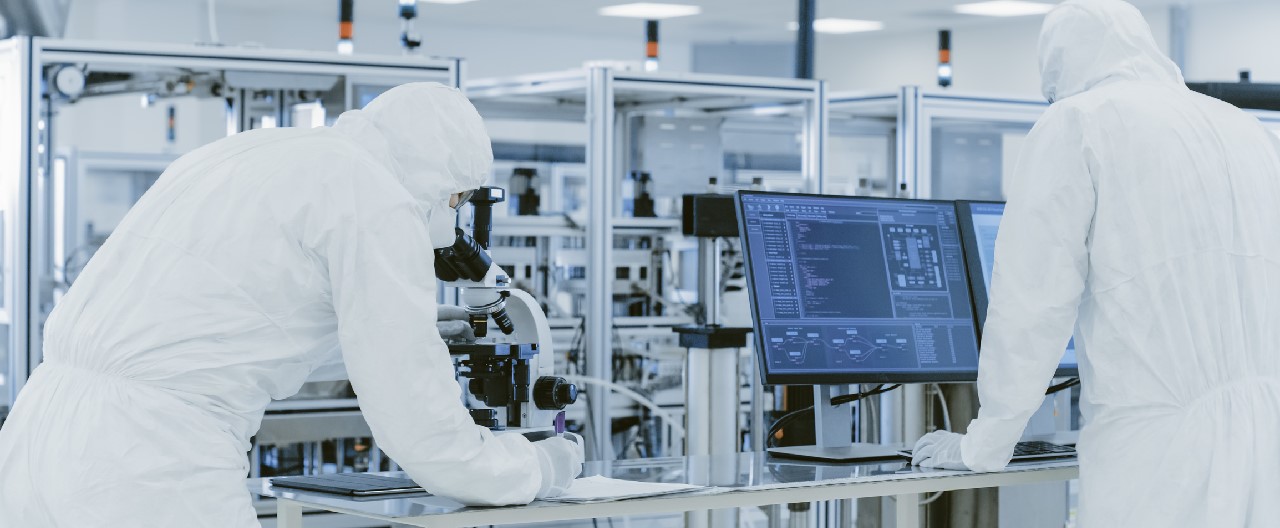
{"left": 423, "top": 0, "right": 480, "bottom": 3}
{"left": 599, "top": 3, "right": 702, "bottom": 19}
{"left": 787, "top": 18, "right": 884, "bottom": 34}
{"left": 954, "top": 1, "right": 1055, "bottom": 17}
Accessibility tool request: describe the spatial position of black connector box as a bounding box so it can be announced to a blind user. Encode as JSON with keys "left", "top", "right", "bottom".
{"left": 682, "top": 193, "right": 738, "bottom": 237}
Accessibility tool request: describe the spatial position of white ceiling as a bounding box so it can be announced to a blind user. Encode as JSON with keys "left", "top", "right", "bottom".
{"left": 214, "top": 0, "right": 1253, "bottom": 43}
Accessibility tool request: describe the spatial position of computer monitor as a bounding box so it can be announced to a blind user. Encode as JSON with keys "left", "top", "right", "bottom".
{"left": 736, "top": 191, "right": 981, "bottom": 385}
{"left": 955, "top": 200, "right": 1079, "bottom": 377}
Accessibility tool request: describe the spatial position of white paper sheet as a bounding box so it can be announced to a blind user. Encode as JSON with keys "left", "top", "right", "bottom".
{"left": 541, "top": 476, "right": 714, "bottom": 504}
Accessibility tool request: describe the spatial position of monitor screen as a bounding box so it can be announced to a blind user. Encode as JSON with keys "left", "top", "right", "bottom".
{"left": 955, "top": 201, "right": 1079, "bottom": 377}
{"left": 736, "top": 191, "right": 981, "bottom": 385}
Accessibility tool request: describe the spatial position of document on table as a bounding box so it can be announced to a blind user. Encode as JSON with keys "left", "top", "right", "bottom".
{"left": 541, "top": 475, "right": 721, "bottom": 504}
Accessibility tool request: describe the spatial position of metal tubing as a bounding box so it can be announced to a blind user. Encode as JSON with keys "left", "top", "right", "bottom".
{"left": 794, "top": 0, "right": 816, "bottom": 79}
{"left": 685, "top": 349, "right": 712, "bottom": 457}
{"left": 697, "top": 238, "right": 719, "bottom": 326}
{"left": 586, "top": 67, "right": 616, "bottom": 461}
{"left": 903, "top": 384, "right": 926, "bottom": 444}
{"left": 879, "top": 390, "right": 903, "bottom": 445}
{"left": 896, "top": 86, "right": 922, "bottom": 198}
{"left": 750, "top": 358, "right": 766, "bottom": 453}
{"left": 709, "top": 348, "right": 739, "bottom": 454}
{"left": 767, "top": 504, "right": 786, "bottom": 528}
{"left": 803, "top": 80, "right": 827, "bottom": 194}
{"left": 276, "top": 499, "right": 304, "bottom": 528}
{"left": 336, "top": 439, "right": 346, "bottom": 472}
{"left": 896, "top": 493, "right": 921, "bottom": 528}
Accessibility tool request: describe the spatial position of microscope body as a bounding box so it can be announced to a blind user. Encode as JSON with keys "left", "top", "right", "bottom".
{"left": 435, "top": 187, "right": 577, "bottom": 437}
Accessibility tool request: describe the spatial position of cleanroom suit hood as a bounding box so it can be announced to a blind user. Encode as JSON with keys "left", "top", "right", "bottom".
{"left": 333, "top": 82, "right": 491, "bottom": 210}
{"left": 912, "top": 1, "right": 1280, "bottom": 526}
{"left": 0, "top": 83, "right": 579, "bottom": 527}
{"left": 1037, "top": 0, "right": 1182, "bottom": 102}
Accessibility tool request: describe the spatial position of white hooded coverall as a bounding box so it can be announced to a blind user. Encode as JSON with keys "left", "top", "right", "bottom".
{"left": 943, "top": 1, "right": 1280, "bottom": 526}
{"left": 0, "top": 83, "right": 568, "bottom": 526}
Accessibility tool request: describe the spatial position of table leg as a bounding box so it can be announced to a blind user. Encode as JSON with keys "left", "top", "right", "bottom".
{"left": 895, "top": 493, "right": 920, "bottom": 528}
{"left": 277, "top": 499, "right": 304, "bottom": 528}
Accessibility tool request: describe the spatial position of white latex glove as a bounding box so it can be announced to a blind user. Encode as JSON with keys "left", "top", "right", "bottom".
{"left": 531, "top": 433, "right": 585, "bottom": 499}
{"left": 436, "top": 305, "right": 475, "bottom": 341}
{"left": 911, "top": 430, "right": 969, "bottom": 470}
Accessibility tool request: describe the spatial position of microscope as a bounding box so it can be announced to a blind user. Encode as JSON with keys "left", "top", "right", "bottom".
{"left": 434, "top": 187, "right": 578, "bottom": 436}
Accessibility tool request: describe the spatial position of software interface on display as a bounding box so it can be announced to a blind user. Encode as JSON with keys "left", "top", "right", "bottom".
{"left": 958, "top": 201, "right": 1079, "bottom": 373}
{"left": 737, "top": 192, "right": 980, "bottom": 384}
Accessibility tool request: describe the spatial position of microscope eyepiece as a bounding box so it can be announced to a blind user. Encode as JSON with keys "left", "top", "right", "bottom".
{"left": 434, "top": 228, "right": 493, "bottom": 282}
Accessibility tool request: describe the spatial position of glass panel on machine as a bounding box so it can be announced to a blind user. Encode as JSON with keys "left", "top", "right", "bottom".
{"left": 929, "top": 117, "right": 1034, "bottom": 201}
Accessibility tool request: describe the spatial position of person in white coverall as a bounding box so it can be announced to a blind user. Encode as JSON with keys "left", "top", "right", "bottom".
{"left": 0, "top": 82, "right": 583, "bottom": 527}
{"left": 910, "top": 0, "right": 1280, "bottom": 525}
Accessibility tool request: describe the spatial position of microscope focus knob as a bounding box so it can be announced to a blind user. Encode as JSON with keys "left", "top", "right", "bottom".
{"left": 533, "top": 377, "right": 578, "bottom": 410}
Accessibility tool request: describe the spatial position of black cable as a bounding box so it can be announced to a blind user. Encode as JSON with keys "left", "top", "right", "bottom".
{"left": 765, "top": 384, "right": 903, "bottom": 448}
{"left": 831, "top": 383, "right": 901, "bottom": 405}
{"left": 765, "top": 405, "right": 815, "bottom": 448}
{"left": 1045, "top": 378, "right": 1080, "bottom": 395}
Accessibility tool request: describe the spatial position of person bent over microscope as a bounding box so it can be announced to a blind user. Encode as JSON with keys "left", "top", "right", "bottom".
{"left": 0, "top": 83, "right": 583, "bottom": 527}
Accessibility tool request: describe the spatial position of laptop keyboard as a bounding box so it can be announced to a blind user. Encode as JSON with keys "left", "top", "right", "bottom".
{"left": 902, "top": 440, "right": 1076, "bottom": 460}
{"left": 1013, "top": 441, "right": 1076, "bottom": 457}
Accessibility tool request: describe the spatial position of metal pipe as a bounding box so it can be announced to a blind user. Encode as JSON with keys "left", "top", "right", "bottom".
{"left": 803, "top": 80, "right": 827, "bottom": 194}
{"left": 750, "top": 357, "right": 766, "bottom": 452}
{"left": 794, "top": 0, "right": 816, "bottom": 79}
{"left": 586, "top": 67, "right": 616, "bottom": 461}
{"left": 709, "top": 349, "right": 738, "bottom": 454}
{"left": 686, "top": 351, "right": 711, "bottom": 456}
{"left": 697, "top": 238, "right": 719, "bottom": 325}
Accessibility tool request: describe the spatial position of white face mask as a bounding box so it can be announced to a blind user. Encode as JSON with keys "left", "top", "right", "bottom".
{"left": 428, "top": 205, "right": 459, "bottom": 249}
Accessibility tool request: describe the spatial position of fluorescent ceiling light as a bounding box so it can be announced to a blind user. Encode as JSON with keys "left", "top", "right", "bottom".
{"left": 423, "top": 0, "right": 479, "bottom": 3}
{"left": 954, "top": 1, "right": 1055, "bottom": 17}
{"left": 599, "top": 3, "right": 702, "bottom": 19}
{"left": 786, "top": 18, "right": 884, "bottom": 34}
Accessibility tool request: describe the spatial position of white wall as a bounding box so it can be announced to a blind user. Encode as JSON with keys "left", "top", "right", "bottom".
{"left": 1183, "top": 1, "right": 1280, "bottom": 83}
{"left": 814, "top": 8, "right": 1171, "bottom": 97}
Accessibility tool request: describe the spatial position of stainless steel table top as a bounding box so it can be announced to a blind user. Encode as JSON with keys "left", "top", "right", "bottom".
{"left": 248, "top": 451, "right": 1078, "bottom": 521}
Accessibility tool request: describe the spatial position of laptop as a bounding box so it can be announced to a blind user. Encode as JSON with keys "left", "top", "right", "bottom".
{"left": 270, "top": 473, "right": 426, "bottom": 497}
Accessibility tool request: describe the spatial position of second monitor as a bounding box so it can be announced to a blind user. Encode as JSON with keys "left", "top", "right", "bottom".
{"left": 955, "top": 200, "right": 1080, "bottom": 377}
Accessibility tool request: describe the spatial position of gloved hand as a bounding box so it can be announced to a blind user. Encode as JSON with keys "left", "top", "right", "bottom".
{"left": 436, "top": 305, "right": 475, "bottom": 342}
{"left": 911, "top": 430, "right": 969, "bottom": 470}
{"left": 531, "top": 433, "right": 585, "bottom": 499}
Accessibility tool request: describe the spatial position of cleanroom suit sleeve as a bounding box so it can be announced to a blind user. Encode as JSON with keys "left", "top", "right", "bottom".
{"left": 318, "top": 169, "right": 544, "bottom": 506}
{"left": 960, "top": 106, "right": 1096, "bottom": 472}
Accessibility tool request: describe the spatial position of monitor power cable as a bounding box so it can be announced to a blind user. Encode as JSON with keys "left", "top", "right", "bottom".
{"left": 1045, "top": 378, "right": 1080, "bottom": 395}
{"left": 765, "top": 384, "right": 902, "bottom": 449}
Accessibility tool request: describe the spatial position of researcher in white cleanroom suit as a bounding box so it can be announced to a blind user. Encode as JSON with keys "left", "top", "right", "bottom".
{"left": 912, "top": 0, "right": 1280, "bottom": 525}
{"left": 0, "top": 83, "right": 583, "bottom": 526}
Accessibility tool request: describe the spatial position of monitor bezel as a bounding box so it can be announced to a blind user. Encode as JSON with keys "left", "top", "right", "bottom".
{"left": 735, "top": 190, "right": 981, "bottom": 386}
{"left": 954, "top": 200, "right": 1080, "bottom": 378}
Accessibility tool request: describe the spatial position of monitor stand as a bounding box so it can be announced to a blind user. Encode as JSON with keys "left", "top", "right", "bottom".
{"left": 767, "top": 385, "right": 904, "bottom": 463}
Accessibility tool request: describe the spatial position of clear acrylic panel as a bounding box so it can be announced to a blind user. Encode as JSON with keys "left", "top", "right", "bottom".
{"left": 929, "top": 117, "right": 1035, "bottom": 201}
